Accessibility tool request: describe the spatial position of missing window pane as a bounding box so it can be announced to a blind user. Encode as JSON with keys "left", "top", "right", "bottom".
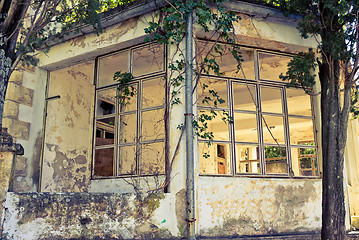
{"left": 291, "top": 146, "right": 318, "bottom": 176}
{"left": 265, "top": 146, "right": 288, "bottom": 174}
{"left": 235, "top": 145, "right": 260, "bottom": 174}
{"left": 199, "top": 142, "right": 231, "bottom": 175}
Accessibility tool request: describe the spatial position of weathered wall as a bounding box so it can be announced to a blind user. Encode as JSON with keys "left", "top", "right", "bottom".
{"left": 41, "top": 61, "right": 94, "bottom": 192}
{"left": 0, "top": 151, "right": 13, "bottom": 227}
{"left": 197, "top": 177, "right": 322, "bottom": 237}
{"left": 2, "top": 192, "right": 179, "bottom": 239}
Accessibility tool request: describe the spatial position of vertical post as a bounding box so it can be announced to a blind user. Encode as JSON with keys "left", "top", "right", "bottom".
{"left": 185, "top": 6, "right": 196, "bottom": 240}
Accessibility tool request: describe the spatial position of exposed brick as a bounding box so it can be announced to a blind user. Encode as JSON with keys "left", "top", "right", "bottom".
{"left": 3, "top": 118, "right": 30, "bottom": 140}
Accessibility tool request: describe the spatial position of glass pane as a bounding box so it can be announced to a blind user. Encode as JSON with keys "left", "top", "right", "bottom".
{"left": 286, "top": 88, "right": 312, "bottom": 116}
{"left": 119, "top": 114, "right": 137, "bottom": 144}
{"left": 198, "top": 110, "right": 230, "bottom": 141}
{"left": 142, "top": 78, "right": 165, "bottom": 108}
{"left": 234, "top": 112, "right": 258, "bottom": 142}
{"left": 261, "top": 87, "right": 282, "bottom": 113}
{"left": 95, "top": 117, "right": 115, "bottom": 146}
{"left": 291, "top": 147, "right": 318, "bottom": 176}
{"left": 94, "top": 148, "right": 114, "bottom": 176}
{"left": 236, "top": 144, "right": 260, "bottom": 174}
{"left": 142, "top": 109, "right": 165, "bottom": 141}
{"left": 198, "top": 78, "right": 228, "bottom": 108}
{"left": 265, "top": 146, "right": 287, "bottom": 174}
{"left": 196, "top": 42, "right": 255, "bottom": 79}
{"left": 262, "top": 115, "right": 285, "bottom": 144}
{"left": 96, "top": 88, "right": 116, "bottom": 117}
{"left": 259, "top": 53, "right": 291, "bottom": 81}
{"left": 140, "top": 142, "right": 165, "bottom": 175}
{"left": 120, "top": 84, "right": 137, "bottom": 113}
{"left": 119, "top": 145, "right": 136, "bottom": 175}
{"left": 98, "top": 50, "right": 129, "bottom": 87}
{"left": 233, "top": 83, "right": 256, "bottom": 111}
{"left": 133, "top": 44, "right": 164, "bottom": 76}
{"left": 289, "top": 117, "right": 315, "bottom": 145}
{"left": 199, "top": 142, "right": 231, "bottom": 175}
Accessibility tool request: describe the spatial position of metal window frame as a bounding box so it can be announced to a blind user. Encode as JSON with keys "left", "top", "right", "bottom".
{"left": 198, "top": 47, "right": 320, "bottom": 179}
{"left": 93, "top": 42, "right": 167, "bottom": 179}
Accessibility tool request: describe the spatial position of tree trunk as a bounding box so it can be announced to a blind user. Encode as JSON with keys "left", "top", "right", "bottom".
{"left": 320, "top": 59, "right": 347, "bottom": 240}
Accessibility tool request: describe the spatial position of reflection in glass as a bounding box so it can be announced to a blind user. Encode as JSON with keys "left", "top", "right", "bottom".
{"left": 119, "top": 145, "right": 136, "bottom": 175}
{"left": 98, "top": 50, "right": 129, "bottom": 87}
{"left": 291, "top": 147, "right": 318, "bottom": 176}
{"left": 198, "top": 110, "right": 230, "bottom": 141}
{"left": 233, "top": 83, "right": 256, "bottom": 111}
{"left": 265, "top": 146, "right": 287, "bottom": 174}
{"left": 234, "top": 112, "right": 258, "bottom": 142}
{"left": 196, "top": 42, "right": 255, "bottom": 79}
{"left": 199, "top": 142, "right": 231, "bottom": 174}
{"left": 141, "top": 142, "right": 165, "bottom": 174}
{"left": 262, "top": 115, "right": 285, "bottom": 144}
{"left": 289, "top": 117, "right": 315, "bottom": 145}
{"left": 120, "top": 84, "right": 137, "bottom": 113}
{"left": 198, "top": 78, "right": 228, "bottom": 108}
{"left": 142, "top": 109, "right": 165, "bottom": 141}
{"left": 96, "top": 88, "right": 116, "bottom": 117}
{"left": 142, "top": 78, "right": 165, "bottom": 108}
{"left": 119, "top": 114, "right": 137, "bottom": 143}
{"left": 261, "top": 87, "right": 282, "bottom": 113}
{"left": 133, "top": 44, "right": 164, "bottom": 76}
{"left": 94, "top": 148, "right": 114, "bottom": 176}
{"left": 286, "top": 88, "right": 312, "bottom": 116}
{"left": 259, "top": 53, "right": 291, "bottom": 81}
{"left": 95, "top": 117, "right": 115, "bottom": 146}
{"left": 236, "top": 144, "right": 260, "bottom": 174}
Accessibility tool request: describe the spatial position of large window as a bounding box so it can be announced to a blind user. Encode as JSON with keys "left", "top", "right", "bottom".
{"left": 93, "top": 43, "right": 166, "bottom": 177}
{"left": 198, "top": 42, "right": 318, "bottom": 177}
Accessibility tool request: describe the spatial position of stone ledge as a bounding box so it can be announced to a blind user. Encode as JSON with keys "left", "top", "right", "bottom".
{"left": 0, "top": 142, "right": 24, "bottom": 155}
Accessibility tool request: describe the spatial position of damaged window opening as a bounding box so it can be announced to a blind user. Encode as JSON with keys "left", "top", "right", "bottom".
{"left": 93, "top": 43, "right": 166, "bottom": 177}
{"left": 198, "top": 41, "right": 318, "bottom": 177}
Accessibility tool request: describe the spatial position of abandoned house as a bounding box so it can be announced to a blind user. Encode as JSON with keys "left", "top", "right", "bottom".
{"left": 1, "top": 0, "right": 359, "bottom": 239}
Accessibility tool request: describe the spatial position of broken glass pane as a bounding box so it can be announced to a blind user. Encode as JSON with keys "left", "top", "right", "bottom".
{"left": 95, "top": 117, "right": 115, "bottom": 146}
{"left": 96, "top": 88, "right": 116, "bottom": 117}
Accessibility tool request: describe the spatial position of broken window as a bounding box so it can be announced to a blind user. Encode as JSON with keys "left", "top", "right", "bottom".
{"left": 93, "top": 43, "right": 166, "bottom": 177}
{"left": 198, "top": 42, "right": 318, "bottom": 177}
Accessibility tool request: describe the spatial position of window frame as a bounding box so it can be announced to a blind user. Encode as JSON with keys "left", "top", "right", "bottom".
{"left": 197, "top": 44, "right": 319, "bottom": 178}
{"left": 92, "top": 43, "right": 167, "bottom": 179}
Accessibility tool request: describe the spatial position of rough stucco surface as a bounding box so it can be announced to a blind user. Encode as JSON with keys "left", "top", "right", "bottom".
{"left": 0, "top": 151, "right": 13, "bottom": 227}
{"left": 2, "top": 192, "right": 178, "bottom": 240}
{"left": 41, "top": 61, "right": 94, "bottom": 192}
{"left": 197, "top": 177, "right": 322, "bottom": 237}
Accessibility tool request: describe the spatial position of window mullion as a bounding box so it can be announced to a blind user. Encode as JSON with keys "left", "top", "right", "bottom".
{"left": 282, "top": 87, "right": 293, "bottom": 176}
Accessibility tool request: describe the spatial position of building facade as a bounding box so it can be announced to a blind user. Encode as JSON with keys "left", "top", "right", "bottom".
{"left": 1, "top": 0, "right": 359, "bottom": 239}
